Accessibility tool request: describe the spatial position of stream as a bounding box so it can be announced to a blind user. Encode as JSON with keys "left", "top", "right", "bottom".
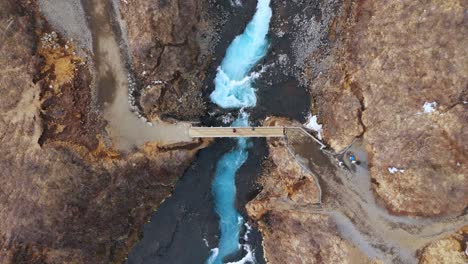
{"left": 79, "top": 0, "right": 467, "bottom": 263}
{"left": 206, "top": 1, "right": 271, "bottom": 263}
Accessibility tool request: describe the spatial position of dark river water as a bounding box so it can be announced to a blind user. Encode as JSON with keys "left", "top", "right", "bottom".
{"left": 126, "top": 1, "right": 310, "bottom": 264}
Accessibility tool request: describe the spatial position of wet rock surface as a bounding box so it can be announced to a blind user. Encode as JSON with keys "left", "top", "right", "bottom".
{"left": 127, "top": 139, "right": 266, "bottom": 264}
{"left": 125, "top": 3, "right": 270, "bottom": 263}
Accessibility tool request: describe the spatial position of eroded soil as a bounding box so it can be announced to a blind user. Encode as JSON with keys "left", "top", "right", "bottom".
{"left": 0, "top": 1, "right": 208, "bottom": 263}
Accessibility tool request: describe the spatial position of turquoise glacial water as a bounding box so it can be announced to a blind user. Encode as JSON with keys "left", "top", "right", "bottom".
{"left": 209, "top": 0, "right": 272, "bottom": 109}
{"left": 207, "top": 116, "right": 250, "bottom": 264}
{"left": 207, "top": 0, "right": 272, "bottom": 263}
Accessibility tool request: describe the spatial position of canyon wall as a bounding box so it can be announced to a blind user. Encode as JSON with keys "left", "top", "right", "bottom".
{"left": 248, "top": 0, "right": 467, "bottom": 263}
{"left": 303, "top": 0, "right": 467, "bottom": 217}
{"left": 0, "top": 1, "right": 207, "bottom": 262}
{"left": 119, "top": 0, "right": 219, "bottom": 121}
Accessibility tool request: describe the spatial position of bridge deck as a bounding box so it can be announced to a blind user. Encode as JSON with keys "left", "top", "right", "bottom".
{"left": 189, "top": 127, "right": 285, "bottom": 138}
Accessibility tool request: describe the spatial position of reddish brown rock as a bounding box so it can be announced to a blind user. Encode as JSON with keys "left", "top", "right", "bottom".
{"left": 305, "top": 0, "right": 467, "bottom": 216}
{"left": 419, "top": 226, "right": 468, "bottom": 264}
{"left": 247, "top": 117, "right": 377, "bottom": 264}
{"left": 247, "top": 117, "right": 320, "bottom": 220}
{"left": 119, "top": 0, "right": 216, "bottom": 121}
{"left": 257, "top": 211, "right": 380, "bottom": 264}
{"left": 0, "top": 1, "right": 207, "bottom": 263}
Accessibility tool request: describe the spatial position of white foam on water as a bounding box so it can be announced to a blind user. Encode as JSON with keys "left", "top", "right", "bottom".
{"left": 203, "top": 238, "right": 210, "bottom": 247}
{"left": 210, "top": 0, "right": 272, "bottom": 109}
{"left": 230, "top": 0, "right": 243, "bottom": 7}
{"left": 226, "top": 244, "right": 256, "bottom": 264}
{"left": 207, "top": 248, "right": 219, "bottom": 264}
{"left": 221, "top": 113, "right": 234, "bottom": 124}
{"left": 207, "top": 0, "right": 271, "bottom": 263}
{"left": 243, "top": 222, "right": 252, "bottom": 241}
{"left": 225, "top": 220, "right": 257, "bottom": 264}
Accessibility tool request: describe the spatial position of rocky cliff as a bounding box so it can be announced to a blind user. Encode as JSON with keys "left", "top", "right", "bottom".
{"left": 1, "top": 0, "right": 466, "bottom": 263}
{"left": 119, "top": 0, "right": 219, "bottom": 121}
{"left": 304, "top": 0, "right": 467, "bottom": 217}
{"left": 0, "top": 1, "right": 206, "bottom": 263}
{"left": 419, "top": 226, "right": 468, "bottom": 264}
{"left": 248, "top": 0, "right": 467, "bottom": 263}
{"left": 247, "top": 117, "right": 379, "bottom": 264}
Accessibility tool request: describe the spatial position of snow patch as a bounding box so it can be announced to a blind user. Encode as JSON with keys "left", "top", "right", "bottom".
{"left": 422, "top": 101, "right": 437, "bottom": 113}
{"left": 304, "top": 114, "right": 323, "bottom": 140}
{"left": 388, "top": 167, "right": 405, "bottom": 174}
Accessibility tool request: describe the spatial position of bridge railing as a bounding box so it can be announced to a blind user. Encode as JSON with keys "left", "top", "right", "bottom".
{"left": 188, "top": 126, "right": 324, "bottom": 143}
{"left": 189, "top": 125, "right": 328, "bottom": 205}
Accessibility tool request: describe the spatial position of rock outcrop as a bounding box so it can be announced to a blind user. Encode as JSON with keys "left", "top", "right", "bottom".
{"left": 249, "top": 0, "right": 467, "bottom": 262}
{"left": 0, "top": 1, "right": 206, "bottom": 263}
{"left": 301, "top": 0, "right": 467, "bottom": 216}
{"left": 119, "top": 0, "right": 219, "bottom": 121}
{"left": 247, "top": 117, "right": 378, "bottom": 264}
{"left": 254, "top": 211, "right": 379, "bottom": 264}
{"left": 419, "top": 226, "right": 468, "bottom": 264}
{"left": 247, "top": 117, "right": 321, "bottom": 221}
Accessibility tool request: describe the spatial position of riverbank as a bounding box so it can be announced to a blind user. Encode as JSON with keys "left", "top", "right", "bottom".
{"left": 0, "top": 1, "right": 209, "bottom": 262}
{"left": 1, "top": 0, "right": 465, "bottom": 263}
{"left": 248, "top": 0, "right": 467, "bottom": 263}
{"left": 126, "top": 2, "right": 269, "bottom": 263}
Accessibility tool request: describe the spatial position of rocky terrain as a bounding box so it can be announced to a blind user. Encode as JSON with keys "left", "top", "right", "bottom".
{"left": 419, "top": 226, "right": 468, "bottom": 264}
{"left": 248, "top": 117, "right": 467, "bottom": 263}
{"left": 119, "top": 0, "right": 219, "bottom": 121}
{"left": 0, "top": 1, "right": 207, "bottom": 262}
{"left": 302, "top": 0, "right": 467, "bottom": 217}
{"left": 247, "top": 118, "right": 321, "bottom": 220}
{"left": 246, "top": 0, "right": 467, "bottom": 263}
{"left": 247, "top": 117, "right": 374, "bottom": 264}
{"left": 0, "top": 0, "right": 466, "bottom": 263}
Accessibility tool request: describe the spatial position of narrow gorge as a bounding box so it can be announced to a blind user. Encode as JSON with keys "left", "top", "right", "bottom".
{"left": 0, "top": 0, "right": 466, "bottom": 264}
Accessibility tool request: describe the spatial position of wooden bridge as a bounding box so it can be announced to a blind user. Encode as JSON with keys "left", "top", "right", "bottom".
{"left": 189, "top": 126, "right": 285, "bottom": 138}
{"left": 188, "top": 126, "right": 326, "bottom": 148}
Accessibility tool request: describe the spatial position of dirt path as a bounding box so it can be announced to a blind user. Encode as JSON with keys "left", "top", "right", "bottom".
{"left": 80, "top": 0, "right": 193, "bottom": 150}
{"left": 286, "top": 131, "right": 468, "bottom": 263}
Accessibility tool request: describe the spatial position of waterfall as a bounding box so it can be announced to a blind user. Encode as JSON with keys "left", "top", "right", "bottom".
{"left": 207, "top": 1, "right": 272, "bottom": 263}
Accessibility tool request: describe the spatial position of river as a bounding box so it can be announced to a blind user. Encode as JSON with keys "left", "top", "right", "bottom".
{"left": 42, "top": 0, "right": 467, "bottom": 263}
{"left": 206, "top": 1, "right": 271, "bottom": 263}
{"left": 127, "top": 1, "right": 272, "bottom": 263}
